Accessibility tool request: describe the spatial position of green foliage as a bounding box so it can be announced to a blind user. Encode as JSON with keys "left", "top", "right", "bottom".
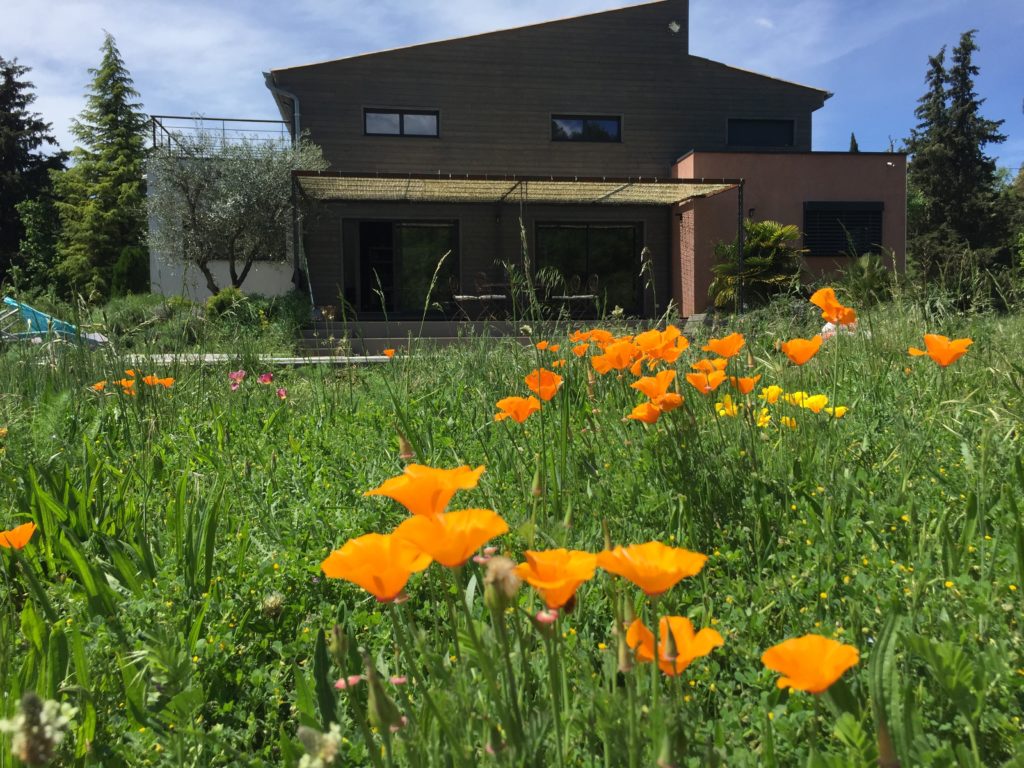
{"left": 10, "top": 194, "right": 62, "bottom": 290}
{"left": 110, "top": 245, "right": 150, "bottom": 296}
{"left": 708, "top": 219, "right": 805, "bottom": 311}
{"left": 839, "top": 251, "right": 896, "bottom": 307}
{"left": 906, "top": 31, "right": 1008, "bottom": 275}
{"left": 147, "top": 132, "right": 327, "bottom": 294}
{"left": 205, "top": 286, "right": 247, "bottom": 318}
{"left": 0, "top": 56, "right": 66, "bottom": 280}
{"left": 53, "top": 33, "right": 147, "bottom": 302}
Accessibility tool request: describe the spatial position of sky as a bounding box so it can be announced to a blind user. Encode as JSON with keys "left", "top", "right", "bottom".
{"left": 3, "top": 0, "right": 1022, "bottom": 175}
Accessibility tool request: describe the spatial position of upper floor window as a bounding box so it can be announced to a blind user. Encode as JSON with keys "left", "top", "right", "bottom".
{"left": 727, "top": 118, "right": 794, "bottom": 148}
{"left": 364, "top": 109, "right": 439, "bottom": 137}
{"left": 552, "top": 115, "right": 621, "bottom": 143}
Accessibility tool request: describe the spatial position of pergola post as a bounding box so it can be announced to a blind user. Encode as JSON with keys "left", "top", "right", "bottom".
{"left": 736, "top": 180, "right": 745, "bottom": 314}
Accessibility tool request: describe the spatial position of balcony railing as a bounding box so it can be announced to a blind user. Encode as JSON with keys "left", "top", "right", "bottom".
{"left": 149, "top": 115, "right": 291, "bottom": 153}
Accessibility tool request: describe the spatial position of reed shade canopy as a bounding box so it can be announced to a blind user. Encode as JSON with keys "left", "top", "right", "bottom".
{"left": 293, "top": 171, "right": 738, "bottom": 206}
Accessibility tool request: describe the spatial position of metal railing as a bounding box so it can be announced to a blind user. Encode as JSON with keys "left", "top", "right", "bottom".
{"left": 149, "top": 115, "right": 291, "bottom": 153}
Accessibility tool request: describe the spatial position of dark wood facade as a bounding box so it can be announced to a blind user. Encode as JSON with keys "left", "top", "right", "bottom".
{"left": 268, "top": 0, "right": 829, "bottom": 318}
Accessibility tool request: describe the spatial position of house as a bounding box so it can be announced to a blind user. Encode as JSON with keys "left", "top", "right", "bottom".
{"left": 264, "top": 0, "right": 905, "bottom": 322}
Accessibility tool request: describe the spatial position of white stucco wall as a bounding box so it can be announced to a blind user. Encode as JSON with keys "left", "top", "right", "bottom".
{"left": 149, "top": 251, "right": 295, "bottom": 300}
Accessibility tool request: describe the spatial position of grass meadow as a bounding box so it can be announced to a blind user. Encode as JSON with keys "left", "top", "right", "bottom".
{"left": 1, "top": 291, "right": 1023, "bottom": 767}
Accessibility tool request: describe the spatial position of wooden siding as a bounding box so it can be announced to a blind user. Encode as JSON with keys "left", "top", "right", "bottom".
{"left": 271, "top": 0, "right": 826, "bottom": 179}
{"left": 303, "top": 202, "right": 672, "bottom": 317}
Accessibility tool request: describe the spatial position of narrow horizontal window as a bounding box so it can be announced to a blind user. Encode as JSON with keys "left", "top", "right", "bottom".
{"left": 727, "top": 118, "right": 794, "bottom": 148}
{"left": 803, "top": 202, "right": 884, "bottom": 257}
{"left": 552, "top": 115, "right": 621, "bottom": 143}
{"left": 364, "top": 109, "right": 439, "bottom": 137}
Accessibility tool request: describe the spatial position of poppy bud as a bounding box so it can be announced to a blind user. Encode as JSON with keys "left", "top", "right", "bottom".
{"left": 656, "top": 715, "right": 686, "bottom": 768}
{"left": 362, "top": 651, "right": 404, "bottom": 734}
{"left": 531, "top": 454, "right": 544, "bottom": 498}
{"left": 397, "top": 430, "right": 415, "bottom": 461}
{"left": 328, "top": 624, "right": 349, "bottom": 667}
{"left": 661, "top": 622, "right": 679, "bottom": 666}
{"left": 484, "top": 556, "right": 521, "bottom": 614}
{"left": 617, "top": 601, "right": 636, "bottom": 674}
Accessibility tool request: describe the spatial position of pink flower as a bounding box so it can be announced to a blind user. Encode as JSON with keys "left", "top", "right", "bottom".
{"left": 228, "top": 370, "right": 246, "bottom": 391}
{"left": 389, "top": 715, "right": 409, "bottom": 734}
{"left": 535, "top": 608, "right": 559, "bottom": 625}
{"left": 334, "top": 674, "right": 363, "bottom": 690}
{"left": 258, "top": 372, "right": 274, "bottom": 384}
{"left": 389, "top": 675, "right": 408, "bottom": 685}
{"left": 276, "top": 387, "right": 287, "bottom": 400}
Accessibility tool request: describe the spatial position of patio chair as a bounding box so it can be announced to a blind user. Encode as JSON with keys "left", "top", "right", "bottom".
{"left": 1, "top": 296, "right": 108, "bottom": 347}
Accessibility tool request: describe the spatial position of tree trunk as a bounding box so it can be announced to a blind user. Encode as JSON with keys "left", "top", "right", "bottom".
{"left": 198, "top": 261, "right": 220, "bottom": 294}
{"left": 236, "top": 257, "right": 255, "bottom": 288}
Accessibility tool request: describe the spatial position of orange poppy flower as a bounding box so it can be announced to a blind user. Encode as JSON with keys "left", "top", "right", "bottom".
{"left": 685, "top": 370, "right": 726, "bottom": 394}
{"left": 365, "top": 464, "right": 485, "bottom": 518}
{"left": 633, "top": 326, "right": 690, "bottom": 364}
{"left": 156, "top": 377, "right": 175, "bottom": 388}
{"left": 810, "top": 287, "right": 857, "bottom": 326}
{"left": 597, "top": 541, "right": 706, "bottom": 596}
{"left": 758, "top": 385, "right": 784, "bottom": 404}
{"left": 780, "top": 415, "right": 797, "bottom": 430}
{"left": 124, "top": 369, "right": 136, "bottom": 377}
{"left": 626, "top": 617, "right": 724, "bottom": 676}
{"left": 0, "top": 521, "right": 36, "bottom": 550}
{"left": 550, "top": 359, "right": 566, "bottom": 368}
{"left": 761, "top": 634, "right": 859, "bottom": 693}
{"left": 90, "top": 380, "right": 107, "bottom": 392}
{"left": 630, "top": 370, "right": 683, "bottom": 412}
{"left": 321, "top": 533, "right": 432, "bottom": 602}
{"left": 908, "top": 335, "right": 972, "bottom": 367}
{"left": 729, "top": 374, "right": 762, "bottom": 394}
{"left": 142, "top": 374, "right": 160, "bottom": 386}
{"left": 570, "top": 329, "right": 614, "bottom": 346}
{"left": 525, "top": 368, "right": 564, "bottom": 401}
{"left": 691, "top": 358, "right": 728, "bottom": 373}
{"left": 515, "top": 549, "right": 598, "bottom": 609}
{"left": 572, "top": 343, "right": 590, "bottom": 357}
{"left": 591, "top": 340, "right": 640, "bottom": 375}
{"left": 702, "top": 332, "right": 744, "bottom": 358}
{"left": 383, "top": 348, "right": 396, "bottom": 358}
{"left": 824, "top": 406, "right": 848, "bottom": 419}
{"left": 495, "top": 396, "right": 541, "bottom": 423}
{"left": 627, "top": 402, "right": 663, "bottom": 424}
{"left": 535, "top": 340, "right": 560, "bottom": 352}
{"left": 781, "top": 335, "right": 823, "bottom": 365}
{"left": 394, "top": 508, "right": 509, "bottom": 567}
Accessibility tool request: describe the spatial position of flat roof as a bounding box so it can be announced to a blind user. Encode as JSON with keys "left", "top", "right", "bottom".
{"left": 293, "top": 171, "right": 738, "bottom": 206}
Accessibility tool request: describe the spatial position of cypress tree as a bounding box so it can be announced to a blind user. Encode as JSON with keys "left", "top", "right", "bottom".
{"left": 54, "top": 33, "right": 147, "bottom": 300}
{"left": 906, "top": 31, "right": 1007, "bottom": 270}
{"left": 848, "top": 132, "right": 859, "bottom": 153}
{"left": 0, "top": 56, "right": 66, "bottom": 282}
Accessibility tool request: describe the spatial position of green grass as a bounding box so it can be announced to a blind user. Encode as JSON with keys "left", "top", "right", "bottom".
{"left": 1, "top": 295, "right": 1023, "bottom": 767}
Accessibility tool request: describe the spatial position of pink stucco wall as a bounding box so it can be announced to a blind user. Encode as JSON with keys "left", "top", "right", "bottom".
{"left": 672, "top": 152, "right": 906, "bottom": 316}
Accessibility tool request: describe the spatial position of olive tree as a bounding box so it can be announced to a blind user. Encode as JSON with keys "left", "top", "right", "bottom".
{"left": 147, "top": 132, "right": 327, "bottom": 294}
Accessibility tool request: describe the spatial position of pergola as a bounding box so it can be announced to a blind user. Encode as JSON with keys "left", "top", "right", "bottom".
{"left": 293, "top": 170, "right": 739, "bottom": 207}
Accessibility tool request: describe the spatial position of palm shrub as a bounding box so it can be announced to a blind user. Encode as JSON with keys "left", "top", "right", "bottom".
{"left": 708, "top": 219, "right": 804, "bottom": 311}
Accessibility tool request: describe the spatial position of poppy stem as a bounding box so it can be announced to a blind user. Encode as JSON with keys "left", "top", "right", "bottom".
{"left": 543, "top": 631, "right": 566, "bottom": 768}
